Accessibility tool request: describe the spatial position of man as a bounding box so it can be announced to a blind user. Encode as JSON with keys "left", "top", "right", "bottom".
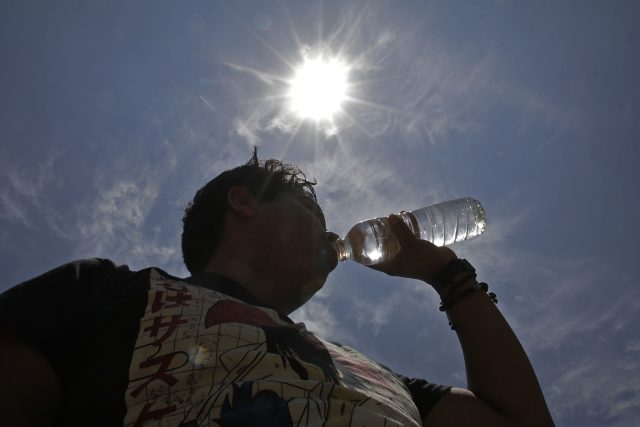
{"left": 0, "top": 152, "right": 554, "bottom": 426}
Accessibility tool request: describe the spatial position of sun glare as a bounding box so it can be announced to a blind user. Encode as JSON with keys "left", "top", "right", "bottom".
{"left": 288, "top": 57, "right": 349, "bottom": 121}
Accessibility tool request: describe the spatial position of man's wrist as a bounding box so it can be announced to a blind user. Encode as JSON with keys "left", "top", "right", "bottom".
{"left": 437, "top": 278, "right": 479, "bottom": 300}
{"left": 430, "top": 258, "right": 478, "bottom": 295}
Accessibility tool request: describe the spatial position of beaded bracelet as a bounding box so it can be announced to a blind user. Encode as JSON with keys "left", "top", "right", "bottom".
{"left": 432, "top": 259, "right": 477, "bottom": 295}
{"left": 439, "top": 282, "right": 498, "bottom": 330}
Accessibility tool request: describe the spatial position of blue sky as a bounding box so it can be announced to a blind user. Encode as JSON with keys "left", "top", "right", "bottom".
{"left": 1, "top": 1, "right": 639, "bottom": 425}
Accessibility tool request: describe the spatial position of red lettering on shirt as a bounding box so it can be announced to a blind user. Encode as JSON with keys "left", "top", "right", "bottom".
{"left": 151, "top": 283, "right": 192, "bottom": 313}
{"left": 144, "top": 314, "right": 188, "bottom": 346}
{"left": 131, "top": 353, "right": 180, "bottom": 397}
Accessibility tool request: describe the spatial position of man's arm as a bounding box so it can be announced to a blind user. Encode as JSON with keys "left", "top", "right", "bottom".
{"left": 0, "top": 326, "right": 61, "bottom": 427}
{"left": 422, "top": 288, "right": 554, "bottom": 426}
{"left": 0, "top": 259, "right": 126, "bottom": 426}
{"left": 372, "top": 215, "right": 554, "bottom": 426}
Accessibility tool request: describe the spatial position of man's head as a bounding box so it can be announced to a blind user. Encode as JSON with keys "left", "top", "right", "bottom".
{"left": 181, "top": 150, "right": 337, "bottom": 313}
{"left": 182, "top": 149, "right": 323, "bottom": 274}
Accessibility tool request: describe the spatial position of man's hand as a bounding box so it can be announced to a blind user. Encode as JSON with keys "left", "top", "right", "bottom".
{"left": 368, "top": 214, "right": 457, "bottom": 284}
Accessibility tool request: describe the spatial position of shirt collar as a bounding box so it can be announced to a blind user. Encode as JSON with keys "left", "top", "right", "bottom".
{"left": 184, "top": 271, "right": 294, "bottom": 324}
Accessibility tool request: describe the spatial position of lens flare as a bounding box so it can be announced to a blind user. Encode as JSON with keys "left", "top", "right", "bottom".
{"left": 288, "top": 57, "right": 349, "bottom": 121}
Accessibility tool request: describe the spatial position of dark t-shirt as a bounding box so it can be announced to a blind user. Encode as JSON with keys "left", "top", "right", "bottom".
{"left": 0, "top": 259, "right": 450, "bottom": 426}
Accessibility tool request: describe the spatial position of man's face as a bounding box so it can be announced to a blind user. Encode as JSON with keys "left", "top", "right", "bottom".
{"left": 253, "top": 189, "right": 338, "bottom": 313}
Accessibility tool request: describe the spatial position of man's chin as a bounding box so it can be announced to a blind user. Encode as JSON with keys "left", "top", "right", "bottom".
{"left": 298, "top": 276, "right": 326, "bottom": 302}
{"left": 283, "top": 279, "right": 325, "bottom": 315}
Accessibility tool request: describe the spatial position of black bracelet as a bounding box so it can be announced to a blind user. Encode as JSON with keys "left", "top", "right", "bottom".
{"left": 432, "top": 259, "right": 477, "bottom": 295}
{"left": 439, "top": 282, "right": 498, "bottom": 330}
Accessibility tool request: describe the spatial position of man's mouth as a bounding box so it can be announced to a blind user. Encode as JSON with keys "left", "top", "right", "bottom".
{"left": 319, "top": 245, "right": 338, "bottom": 272}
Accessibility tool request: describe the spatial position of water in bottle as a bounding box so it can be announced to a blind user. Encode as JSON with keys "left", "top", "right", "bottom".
{"left": 332, "top": 198, "right": 487, "bottom": 265}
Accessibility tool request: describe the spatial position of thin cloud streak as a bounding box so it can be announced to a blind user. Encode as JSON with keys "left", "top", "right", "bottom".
{"left": 222, "top": 61, "right": 284, "bottom": 86}
{"left": 0, "top": 154, "right": 58, "bottom": 228}
{"left": 74, "top": 176, "right": 176, "bottom": 268}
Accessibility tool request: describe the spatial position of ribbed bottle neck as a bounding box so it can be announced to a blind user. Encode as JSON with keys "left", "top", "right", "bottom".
{"left": 331, "top": 238, "right": 351, "bottom": 262}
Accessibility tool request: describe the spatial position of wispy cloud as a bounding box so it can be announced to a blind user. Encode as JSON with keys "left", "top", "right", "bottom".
{"left": 292, "top": 298, "right": 340, "bottom": 338}
{"left": 351, "top": 277, "right": 440, "bottom": 335}
{"left": 512, "top": 259, "right": 640, "bottom": 425}
{"left": 73, "top": 175, "right": 178, "bottom": 269}
{"left": 0, "top": 153, "right": 58, "bottom": 228}
{"left": 223, "top": 61, "right": 281, "bottom": 86}
{"left": 302, "top": 154, "right": 420, "bottom": 230}
{"left": 548, "top": 354, "right": 640, "bottom": 426}
{"left": 231, "top": 110, "right": 272, "bottom": 146}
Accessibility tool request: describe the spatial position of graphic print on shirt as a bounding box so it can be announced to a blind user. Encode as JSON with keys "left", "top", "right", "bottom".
{"left": 204, "top": 299, "right": 339, "bottom": 384}
{"left": 123, "top": 269, "right": 422, "bottom": 427}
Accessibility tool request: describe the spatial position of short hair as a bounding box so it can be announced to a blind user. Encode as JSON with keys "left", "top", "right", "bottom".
{"left": 181, "top": 149, "right": 318, "bottom": 274}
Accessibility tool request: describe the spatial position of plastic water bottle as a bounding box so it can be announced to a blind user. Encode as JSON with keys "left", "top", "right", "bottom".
{"left": 332, "top": 198, "right": 487, "bottom": 265}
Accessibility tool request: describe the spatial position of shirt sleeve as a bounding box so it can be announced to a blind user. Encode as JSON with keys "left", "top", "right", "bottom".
{"left": 395, "top": 374, "right": 452, "bottom": 420}
{"left": 0, "top": 259, "right": 128, "bottom": 377}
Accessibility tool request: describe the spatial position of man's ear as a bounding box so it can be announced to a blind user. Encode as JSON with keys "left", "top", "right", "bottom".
{"left": 227, "top": 185, "right": 258, "bottom": 218}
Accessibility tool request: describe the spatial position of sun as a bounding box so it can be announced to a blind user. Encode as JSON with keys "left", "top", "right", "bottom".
{"left": 288, "top": 56, "right": 349, "bottom": 121}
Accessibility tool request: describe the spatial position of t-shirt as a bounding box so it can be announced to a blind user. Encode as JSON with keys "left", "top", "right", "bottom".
{"left": 0, "top": 259, "right": 450, "bottom": 426}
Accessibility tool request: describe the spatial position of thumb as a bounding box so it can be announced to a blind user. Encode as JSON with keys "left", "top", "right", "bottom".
{"left": 387, "top": 214, "right": 417, "bottom": 244}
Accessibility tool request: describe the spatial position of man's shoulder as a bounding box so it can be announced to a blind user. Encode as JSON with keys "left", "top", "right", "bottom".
{"left": 51, "top": 258, "right": 139, "bottom": 282}
{"left": 61, "top": 257, "right": 171, "bottom": 278}
{"left": 23, "top": 258, "right": 166, "bottom": 293}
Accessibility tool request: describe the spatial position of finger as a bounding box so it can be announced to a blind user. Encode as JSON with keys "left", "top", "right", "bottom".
{"left": 387, "top": 214, "right": 416, "bottom": 244}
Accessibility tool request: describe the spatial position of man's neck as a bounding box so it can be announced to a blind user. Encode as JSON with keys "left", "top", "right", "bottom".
{"left": 205, "top": 254, "right": 287, "bottom": 314}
